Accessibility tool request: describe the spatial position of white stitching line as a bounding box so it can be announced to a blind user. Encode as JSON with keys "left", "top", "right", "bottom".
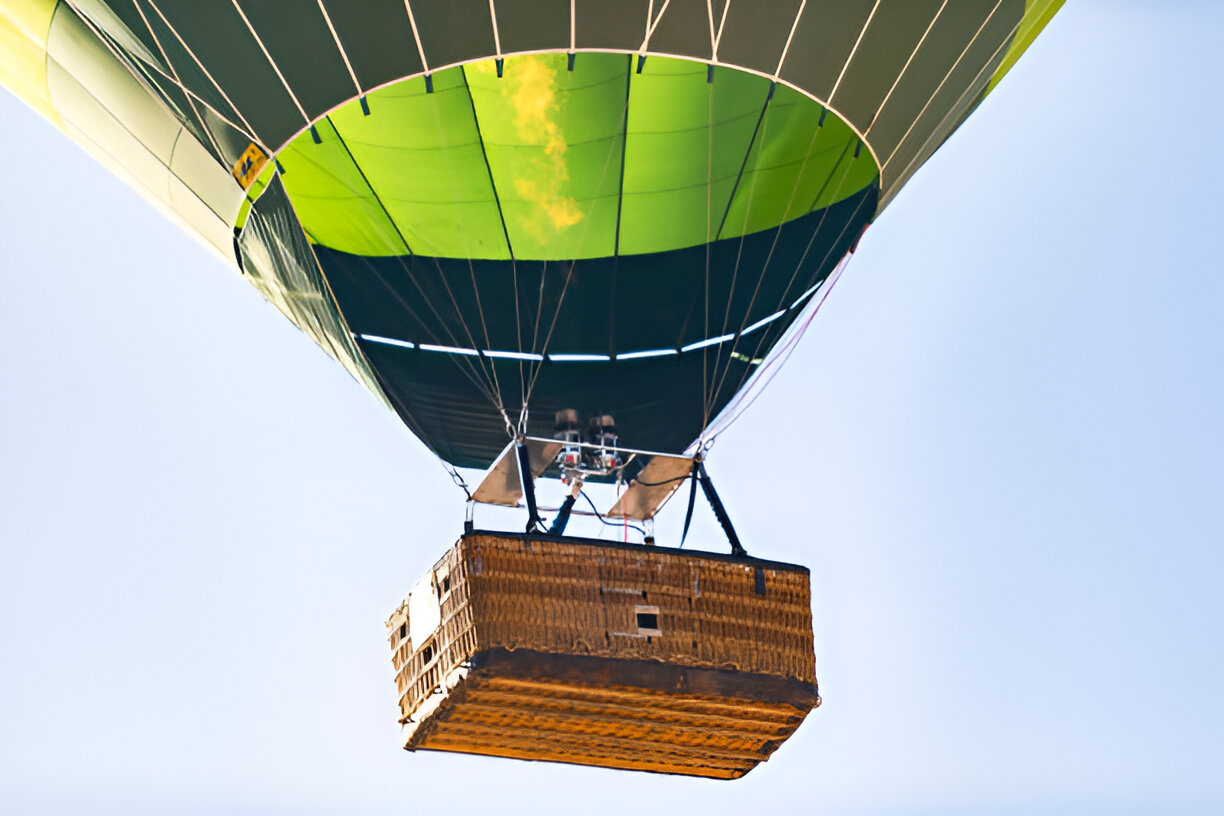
{"left": 68, "top": 1, "right": 230, "bottom": 163}
{"left": 865, "top": 0, "right": 946, "bottom": 135}
{"left": 880, "top": 0, "right": 1003, "bottom": 175}
{"left": 144, "top": 0, "right": 260, "bottom": 138}
{"left": 489, "top": 0, "right": 502, "bottom": 58}
{"left": 828, "top": 0, "right": 880, "bottom": 106}
{"left": 714, "top": 0, "right": 731, "bottom": 59}
{"left": 402, "top": 0, "right": 431, "bottom": 74}
{"left": 640, "top": 0, "right": 672, "bottom": 54}
{"left": 316, "top": 0, "right": 363, "bottom": 97}
{"left": 773, "top": 0, "right": 807, "bottom": 78}
{"left": 262, "top": 48, "right": 883, "bottom": 172}
{"left": 886, "top": 14, "right": 1021, "bottom": 192}
{"left": 232, "top": 0, "right": 310, "bottom": 124}
{"left": 113, "top": 0, "right": 260, "bottom": 147}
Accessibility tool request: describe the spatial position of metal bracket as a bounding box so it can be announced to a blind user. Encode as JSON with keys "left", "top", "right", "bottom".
{"left": 469, "top": 438, "right": 744, "bottom": 555}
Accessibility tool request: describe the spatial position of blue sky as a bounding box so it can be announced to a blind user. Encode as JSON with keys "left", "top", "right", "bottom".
{"left": 2, "top": 3, "right": 1221, "bottom": 814}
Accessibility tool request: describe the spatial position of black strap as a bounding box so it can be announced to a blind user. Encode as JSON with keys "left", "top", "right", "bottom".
{"left": 698, "top": 462, "right": 747, "bottom": 557}
{"left": 679, "top": 461, "right": 699, "bottom": 548}
{"left": 516, "top": 442, "right": 542, "bottom": 533}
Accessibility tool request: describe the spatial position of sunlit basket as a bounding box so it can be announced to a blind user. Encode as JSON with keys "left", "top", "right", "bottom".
{"left": 387, "top": 532, "right": 819, "bottom": 779}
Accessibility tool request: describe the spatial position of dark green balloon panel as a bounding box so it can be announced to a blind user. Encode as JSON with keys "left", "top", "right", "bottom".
{"left": 265, "top": 53, "right": 880, "bottom": 465}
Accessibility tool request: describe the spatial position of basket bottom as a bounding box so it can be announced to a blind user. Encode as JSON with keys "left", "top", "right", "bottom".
{"left": 404, "top": 648, "right": 819, "bottom": 779}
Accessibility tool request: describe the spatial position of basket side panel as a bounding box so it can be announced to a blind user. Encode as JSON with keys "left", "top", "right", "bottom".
{"left": 389, "top": 542, "right": 480, "bottom": 720}
{"left": 461, "top": 535, "right": 815, "bottom": 682}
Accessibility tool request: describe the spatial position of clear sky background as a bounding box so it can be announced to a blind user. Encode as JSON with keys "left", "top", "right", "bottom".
{"left": 2, "top": 3, "right": 1221, "bottom": 814}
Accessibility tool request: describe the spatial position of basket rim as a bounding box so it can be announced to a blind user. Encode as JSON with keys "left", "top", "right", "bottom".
{"left": 461, "top": 530, "right": 810, "bottom": 575}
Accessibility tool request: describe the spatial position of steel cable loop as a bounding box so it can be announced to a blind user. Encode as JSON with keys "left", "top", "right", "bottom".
{"left": 443, "top": 461, "right": 473, "bottom": 500}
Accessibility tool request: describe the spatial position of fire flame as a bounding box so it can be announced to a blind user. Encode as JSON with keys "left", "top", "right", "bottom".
{"left": 475, "top": 56, "right": 583, "bottom": 240}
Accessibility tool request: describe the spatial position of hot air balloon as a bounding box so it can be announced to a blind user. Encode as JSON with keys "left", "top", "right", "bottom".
{"left": 1, "top": 0, "right": 1061, "bottom": 778}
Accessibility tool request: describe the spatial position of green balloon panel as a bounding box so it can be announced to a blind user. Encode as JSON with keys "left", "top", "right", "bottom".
{"left": 277, "top": 53, "right": 878, "bottom": 262}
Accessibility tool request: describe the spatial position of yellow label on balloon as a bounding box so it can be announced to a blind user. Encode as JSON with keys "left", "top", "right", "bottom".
{"left": 232, "top": 142, "right": 268, "bottom": 189}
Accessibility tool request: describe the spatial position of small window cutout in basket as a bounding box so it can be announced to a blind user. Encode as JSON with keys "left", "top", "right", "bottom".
{"left": 635, "top": 605, "right": 661, "bottom": 636}
{"left": 435, "top": 570, "right": 452, "bottom": 599}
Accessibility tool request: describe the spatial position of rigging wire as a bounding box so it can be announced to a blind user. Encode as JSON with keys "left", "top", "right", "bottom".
{"left": 630, "top": 471, "right": 693, "bottom": 488}
{"left": 427, "top": 252, "right": 508, "bottom": 409}
{"left": 454, "top": 66, "right": 522, "bottom": 425}
{"left": 318, "top": 114, "right": 509, "bottom": 420}
{"left": 706, "top": 135, "right": 868, "bottom": 419}
{"left": 706, "top": 255, "right": 851, "bottom": 439}
{"left": 239, "top": 175, "right": 490, "bottom": 494}
{"left": 521, "top": 257, "right": 579, "bottom": 406}
{"left": 713, "top": 185, "right": 874, "bottom": 420}
{"left": 578, "top": 490, "right": 647, "bottom": 537}
{"left": 704, "top": 82, "right": 777, "bottom": 420}
{"left": 465, "top": 253, "right": 505, "bottom": 419}
{"left": 518, "top": 56, "right": 634, "bottom": 414}
{"left": 523, "top": 257, "right": 550, "bottom": 433}
{"left": 703, "top": 97, "right": 832, "bottom": 413}
{"left": 355, "top": 253, "right": 505, "bottom": 411}
{"left": 435, "top": 72, "right": 512, "bottom": 414}
{"left": 700, "top": 63, "right": 716, "bottom": 430}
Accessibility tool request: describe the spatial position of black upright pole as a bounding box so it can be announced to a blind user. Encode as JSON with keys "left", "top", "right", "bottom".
{"left": 697, "top": 463, "right": 747, "bottom": 557}
{"left": 516, "top": 442, "right": 542, "bottom": 533}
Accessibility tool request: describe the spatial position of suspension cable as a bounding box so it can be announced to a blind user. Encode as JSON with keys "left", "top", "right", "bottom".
{"left": 518, "top": 56, "right": 633, "bottom": 414}
{"left": 709, "top": 189, "right": 871, "bottom": 440}
{"left": 707, "top": 136, "right": 867, "bottom": 420}
{"left": 320, "top": 112, "right": 508, "bottom": 419}
{"left": 703, "top": 84, "right": 777, "bottom": 421}
{"left": 703, "top": 97, "right": 832, "bottom": 418}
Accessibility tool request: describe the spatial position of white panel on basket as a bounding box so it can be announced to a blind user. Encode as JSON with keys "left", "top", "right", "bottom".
{"left": 408, "top": 572, "right": 442, "bottom": 649}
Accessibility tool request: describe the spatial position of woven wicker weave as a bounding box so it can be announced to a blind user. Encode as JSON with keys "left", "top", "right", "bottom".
{"left": 387, "top": 532, "right": 818, "bottom": 779}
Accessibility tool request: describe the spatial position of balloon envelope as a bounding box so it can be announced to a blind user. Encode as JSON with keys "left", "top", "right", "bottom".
{"left": 0, "top": 0, "right": 1062, "bottom": 468}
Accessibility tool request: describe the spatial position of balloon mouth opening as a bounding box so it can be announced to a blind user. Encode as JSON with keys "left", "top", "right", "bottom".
{"left": 262, "top": 52, "right": 878, "bottom": 263}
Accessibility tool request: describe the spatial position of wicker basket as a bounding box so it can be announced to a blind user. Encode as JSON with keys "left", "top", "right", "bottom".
{"left": 386, "top": 532, "right": 819, "bottom": 779}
